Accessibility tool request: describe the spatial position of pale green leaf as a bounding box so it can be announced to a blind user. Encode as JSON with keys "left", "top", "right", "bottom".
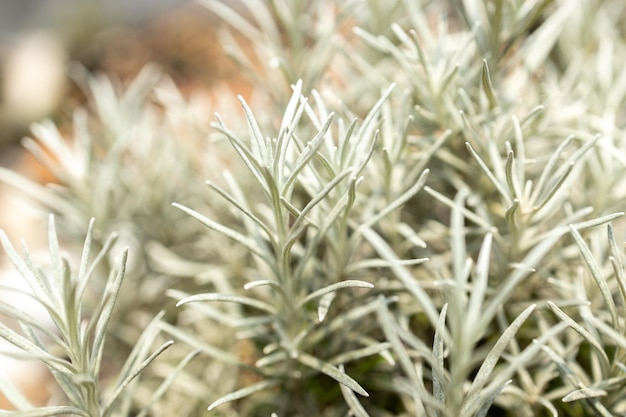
{"left": 432, "top": 304, "right": 448, "bottom": 411}
{"left": 281, "top": 113, "right": 335, "bottom": 196}
{"left": 298, "top": 280, "right": 374, "bottom": 308}
{"left": 172, "top": 202, "right": 269, "bottom": 263}
{"left": 329, "top": 342, "right": 393, "bottom": 366}
{"left": 362, "top": 227, "right": 441, "bottom": 329}
{"left": 177, "top": 292, "right": 277, "bottom": 315}
{"left": 339, "top": 365, "right": 371, "bottom": 417}
{"left": 135, "top": 349, "right": 202, "bottom": 417}
{"left": 474, "top": 380, "right": 511, "bottom": 417}
{"left": 463, "top": 304, "right": 537, "bottom": 415}
{"left": 465, "top": 142, "right": 512, "bottom": 206}
{"left": 562, "top": 388, "right": 607, "bottom": 402}
{"left": 569, "top": 225, "right": 619, "bottom": 328}
{"left": 361, "top": 169, "right": 429, "bottom": 228}
{"left": 547, "top": 301, "right": 610, "bottom": 374}
{"left": 317, "top": 291, "right": 336, "bottom": 322}
{"left": 297, "top": 352, "right": 368, "bottom": 397}
{"left": 90, "top": 249, "right": 128, "bottom": 370}
{"left": 481, "top": 59, "right": 498, "bottom": 109}
{"left": 102, "top": 340, "right": 174, "bottom": 417}
{"left": 206, "top": 180, "right": 274, "bottom": 239}
{"left": 208, "top": 379, "right": 280, "bottom": 411}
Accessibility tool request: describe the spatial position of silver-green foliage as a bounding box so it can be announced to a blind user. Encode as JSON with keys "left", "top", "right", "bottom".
{"left": 169, "top": 79, "right": 432, "bottom": 413}
{"left": 2, "top": 0, "right": 626, "bottom": 416}
{"left": 0, "top": 216, "right": 172, "bottom": 417}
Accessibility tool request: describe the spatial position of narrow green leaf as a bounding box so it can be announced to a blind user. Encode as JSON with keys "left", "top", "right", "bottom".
{"left": 298, "top": 280, "right": 374, "bottom": 308}
{"left": 479, "top": 321, "right": 568, "bottom": 404}
{"left": 279, "top": 80, "right": 304, "bottom": 136}
{"left": 519, "top": 105, "right": 544, "bottom": 126}
{"left": 0, "top": 295, "right": 61, "bottom": 343}
{"left": 159, "top": 321, "right": 239, "bottom": 365}
{"left": 339, "top": 365, "right": 371, "bottom": 417}
{"left": 532, "top": 162, "right": 574, "bottom": 211}
{"left": 585, "top": 315, "right": 626, "bottom": 351}
{"left": 102, "top": 340, "right": 174, "bottom": 417}
{"left": 317, "top": 291, "right": 336, "bottom": 322}
{"left": 481, "top": 59, "right": 498, "bottom": 109}
{"left": 206, "top": 180, "right": 273, "bottom": 239}
{"left": 345, "top": 257, "right": 428, "bottom": 274}
{"left": 297, "top": 352, "right": 368, "bottom": 396}
{"left": 424, "top": 186, "right": 496, "bottom": 232}
{"left": 177, "top": 292, "right": 277, "bottom": 315}
{"left": 570, "top": 212, "right": 624, "bottom": 231}
{"left": 293, "top": 194, "right": 351, "bottom": 280}
{"left": 0, "top": 230, "right": 50, "bottom": 301}
{"left": 77, "top": 218, "right": 95, "bottom": 291}
{"left": 547, "top": 301, "right": 611, "bottom": 374}
{"left": 608, "top": 224, "right": 626, "bottom": 306}
{"left": 553, "top": 134, "right": 601, "bottom": 183}
{"left": 481, "top": 230, "right": 564, "bottom": 331}
{"left": 504, "top": 150, "right": 520, "bottom": 200}
{"left": 465, "top": 142, "right": 512, "bottom": 206}
{"left": 474, "top": 380, "right": 512, "bottom": 417}
{"left": 255, "top": 350, "right": 287, "bottom": 368}
{"left": 136, "top": 349, "right": 202, "bottom": 417}
{"left": 78, "top": 231, "right": 119, "bottom": 305}
{"left": 505, "top": 199, "right": 519, "bottom": 226}
{"left": 463, "top": 304, "right": 536, "bottom": 412}
{"left": 213, "top": 115, "right": 269, "bottom": 193}
{"left": 198, "top": 0, "right": 262, "bottom": 41}
{"left": 362, "top": 169, "right": 430, "bottom": 228}
{"left": 0, "top": 322, "right": 74, "bottom": 376}
{"left": 329, "top": 342, "right": 393, "bottom": 366}
{"left": 47, "top": 215, "right": 62, "bottom": 290}
{"left": 569, "top": 225, "right": 619, "bottom": 328}
{"left": 531, "top": 135, "right": 573, "bottom": 203}
{"left": 562, "top": 388, "right": 607, "bottom": 402}
{"left": 238, "top": 96, "right": 270, "bottom": 165}
{"left": 358, "top": 83, "right": 396, "bottom": 139}
{"left": 432, "top": 304, "right": 448, "bottom": 412}
{"left": 466, "top": 233, "right": 493, "bottom": 331}
{"left": 511, "top": 115, "right": 526, "bottom": 188}
{"left": 362, "top": 227, "right": 441, "bottom": 329}
{"left": 451, "top": 189, "right": 469, "bottom": 287}
{"left": 90, "top": 249, "right": 128, "bottom": 369}
{"left": 351, "top": 130, "right": 378, "bottom": 179}
{"left": 522, "top": 0, "right": 577, "bottom": 71}
{"left": 281, "top": 113, "right": 335, "bottom": 196}
{"left": 243, "top": 280, "right": 280, "bottom": 291}
{"left": 207, "top": 379, "right": 280, "bottom": 411}
{"left": 290, "top": 168, "right": 353, "bottom": 233}
{"left": 396, "top": 222, "right": 427, "bottom": 248}
{"left": 376, "top": 297, "right": 439, "bottom": 414}
{"left": 172, "top": 202, "right": 269, "bottom": 262}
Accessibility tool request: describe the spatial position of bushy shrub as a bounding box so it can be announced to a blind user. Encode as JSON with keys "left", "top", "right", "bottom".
{"left": 1, "top": 1, "right": 626, "bottom": 416}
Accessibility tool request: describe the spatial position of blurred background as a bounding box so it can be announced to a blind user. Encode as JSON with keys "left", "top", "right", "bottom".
{"left": 0, "top": 0, "right": 243, "bottom": 407}
{"left": 0, "top": 0, "right": 243, "bottom": 163}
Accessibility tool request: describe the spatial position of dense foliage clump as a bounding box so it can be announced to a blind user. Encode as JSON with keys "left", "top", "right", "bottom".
{"left": 1, "top": 1, "right": 626, "bottom": 416}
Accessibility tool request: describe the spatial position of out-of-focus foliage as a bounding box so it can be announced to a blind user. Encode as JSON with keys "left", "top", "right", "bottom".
{"left": 2, "top": 0, "right": 626, "bottom": 416}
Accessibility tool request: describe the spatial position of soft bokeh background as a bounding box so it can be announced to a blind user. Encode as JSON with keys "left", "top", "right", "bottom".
{"left": 0, "top": 0, "right": 242, "bottom": 407}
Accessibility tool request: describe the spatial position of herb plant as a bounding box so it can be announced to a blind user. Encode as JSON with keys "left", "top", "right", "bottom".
{"left": 2, "top": 0, "right": 626, "bottom": 416}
